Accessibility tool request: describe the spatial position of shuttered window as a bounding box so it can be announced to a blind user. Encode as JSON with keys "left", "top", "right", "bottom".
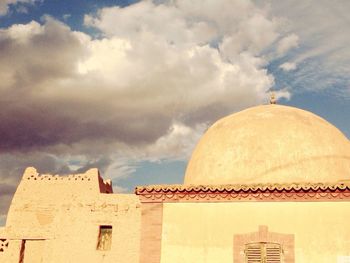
{"left": 245, "top": 242, "right": 282, "bottom": 263}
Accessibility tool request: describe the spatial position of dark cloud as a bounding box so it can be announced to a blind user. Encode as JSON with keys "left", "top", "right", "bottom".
{"left": 0, "top": 18, "right": 174, "bottom": 153}
{"left": 0, "top": 183, "right": 16, "bottom": 196}
{"left": 0, "top": 183, "right": 16, "bottom": 217}
{"left": 0, "top": 101, "right": 171, "bottom": 153}
{"left": 0, "top": 153, "right": 70, "bottom": 181}
{"left": 0, "top": 194, "right": 13, "bottom": 221}
{"left": 0, "top": 19, "right": 84, "bottom": 87}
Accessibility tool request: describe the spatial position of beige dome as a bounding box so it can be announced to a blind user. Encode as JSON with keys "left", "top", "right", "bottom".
{"left": 184, "top": 104, "right": 350, "bottom": 185}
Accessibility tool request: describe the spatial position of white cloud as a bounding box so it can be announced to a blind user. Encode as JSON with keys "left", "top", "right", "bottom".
{"left": 62, "top": 14, "right": 71, "bottom": 21}
{"left": 103, "top": 158, "right": 136, "bottom": 193}
{"left": 276, "top": 33, "right": 299, "bottom": 56}
{"left": 279, "top": 62, "right": 297, "bottom": 71}
{"left": 105, "top": 158, "right": 136, "bottom": 181}
{"left": 275, "top": 88, "right": 291, "bottom": 101}
{"left": 82, "top": 0, "right": 282, "bottom": 115}
{"left": 2, "top": 20, "right": 43, "bottom": 42}
{"left": 264, "top": 0, "right": 350, "bottom": 95}
{"left": 144, "top": 122, "right": 208, "bottom": 160}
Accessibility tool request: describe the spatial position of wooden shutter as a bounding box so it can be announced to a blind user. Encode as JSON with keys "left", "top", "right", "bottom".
{"left": 265, "top": 243, "right": 282, "bottom": 263}
{"left": 245, "top": 243, "right": 263, "bottom": 263}
{"left": 245, "top": 242, "right": 282, "bottom": 263}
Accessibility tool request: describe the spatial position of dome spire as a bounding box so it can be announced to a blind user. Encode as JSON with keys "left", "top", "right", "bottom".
{"left": 270, "top": 91, "right": 277, "bottom": 104}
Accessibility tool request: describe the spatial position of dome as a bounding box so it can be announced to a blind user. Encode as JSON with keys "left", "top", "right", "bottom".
{"left": 184, "top": 104, "right": 350, "bottom": 185}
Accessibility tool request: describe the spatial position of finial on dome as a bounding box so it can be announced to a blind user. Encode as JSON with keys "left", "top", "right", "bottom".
{"left": 270, "top": 91, "right": 277, "bottom": 104}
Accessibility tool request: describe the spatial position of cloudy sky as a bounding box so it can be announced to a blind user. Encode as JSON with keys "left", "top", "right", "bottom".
{"left": 0, "top": 0, "right": 349, "bottom": 225}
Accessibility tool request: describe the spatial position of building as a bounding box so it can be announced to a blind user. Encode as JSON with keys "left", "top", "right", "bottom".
{"left": 1, "top": 104, "right": 350, "bottom": 263}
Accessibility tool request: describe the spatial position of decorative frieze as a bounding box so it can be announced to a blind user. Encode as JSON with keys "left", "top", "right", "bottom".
{"left": 135, "top": 182, "right": 350, "bottom": 203}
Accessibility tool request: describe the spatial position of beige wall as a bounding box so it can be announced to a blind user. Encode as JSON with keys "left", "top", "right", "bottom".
{"left": 2, "top": 167, "right": 141, "bottom": 263}
{"left": 161, "top": 202, "right": 350, "bottom": 263}
{"left": 48, "top": 193, "right": 141, "bottom": 263}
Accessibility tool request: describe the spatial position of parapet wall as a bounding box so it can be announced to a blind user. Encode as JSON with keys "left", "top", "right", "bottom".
{"left": 5, "top": 167, "right": 113, "bottom": 233}
{"left": 21, "top": 167, "right": 112, "bottom": 194}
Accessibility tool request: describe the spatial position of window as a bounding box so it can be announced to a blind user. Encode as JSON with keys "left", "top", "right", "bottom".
{"left": 245, "top": 242, "right": 282, "bottom": 263}
{"left": 97, "top": 225, "right": 112, "bottom": 251}
{"left": 234, "top": 226, "right": 294, "bottom": 263}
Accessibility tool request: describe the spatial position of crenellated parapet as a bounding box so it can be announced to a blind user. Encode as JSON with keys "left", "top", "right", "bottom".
{"left": 23, "top": 167, "right": 99, "bottom": 182}
{"left": 5, "top": 167, "right": 114, "bottom": 232}
{"left": 21, "top": 167, "right": 112, "bottom": 193}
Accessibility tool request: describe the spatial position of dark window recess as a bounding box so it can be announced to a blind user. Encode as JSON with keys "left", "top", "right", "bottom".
{"left": 97, "top": 225, "right": 112, "bottom": 251}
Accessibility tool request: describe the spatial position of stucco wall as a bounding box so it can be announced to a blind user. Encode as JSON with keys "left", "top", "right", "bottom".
{"left": 2, "top": 167, "right": 141, "bottom": 263}
{"left": 161, "top": 202, "right": 350, "bottom": 263}
{"left": 48, "top": 193, "right": 141, "bottom": 263}
{"left": 3, "top": 193, "right": 141, "bottom": 263}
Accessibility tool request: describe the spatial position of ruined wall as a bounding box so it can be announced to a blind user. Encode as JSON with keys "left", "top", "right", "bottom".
{"left": 2, "top": 167, "right": 141, "bottom": 263}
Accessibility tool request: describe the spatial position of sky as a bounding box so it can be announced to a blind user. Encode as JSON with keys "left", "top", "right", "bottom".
{"left": 0, "top": 0, "right": 349, "bottom": 225}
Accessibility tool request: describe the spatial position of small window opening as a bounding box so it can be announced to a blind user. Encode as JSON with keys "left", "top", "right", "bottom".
{"left": 97, "top": 225, "right": 112, "bottom": 251}
{"left": 245, "top": 242, "right": 282, "bottom": 263}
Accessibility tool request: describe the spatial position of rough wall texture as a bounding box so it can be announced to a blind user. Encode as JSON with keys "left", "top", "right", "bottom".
{"left": 47, "top": 193, "right": 141, "bottom": 263}
{"left": 1, "top": 167, "right": 141, "bottom": 263}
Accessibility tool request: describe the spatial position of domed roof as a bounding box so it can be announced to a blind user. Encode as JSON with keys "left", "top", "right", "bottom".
{"left": 184, "top": 104, "right": 350, "bottom": 185}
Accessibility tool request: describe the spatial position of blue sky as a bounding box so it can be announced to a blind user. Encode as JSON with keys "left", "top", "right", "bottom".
{"left": 0, "top": 0, "right": 349, "bottom": 225}
{"left": 0, "top": 0, "right": 138, "bottom": 32}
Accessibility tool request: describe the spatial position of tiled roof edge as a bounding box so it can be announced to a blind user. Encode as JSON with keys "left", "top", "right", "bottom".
{"left": 135, "top": 181, "right": 350, "bottom": 194}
